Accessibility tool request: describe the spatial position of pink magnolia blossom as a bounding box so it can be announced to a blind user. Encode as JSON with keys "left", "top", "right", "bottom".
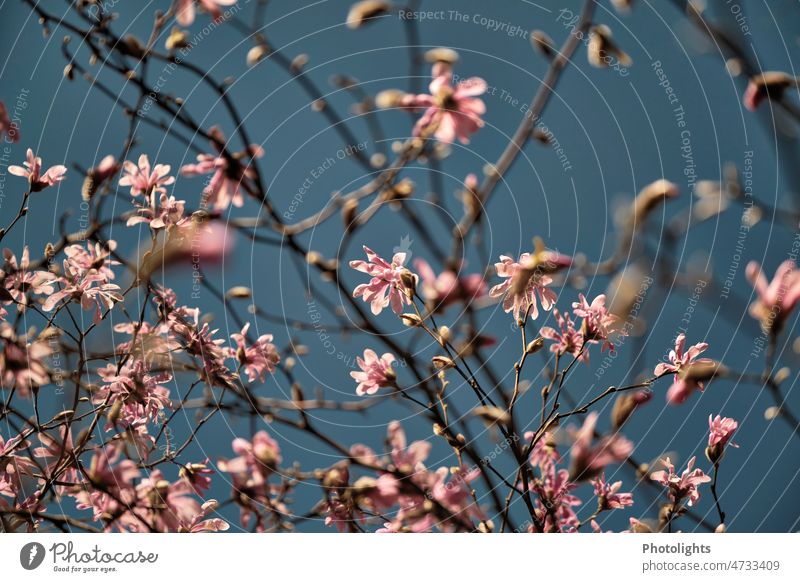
{"left": 2, "top": 246, "right": 56, "bottom": 309}
{"left": 650, "top": 456, "right": 711, "bottom": 507}
{"left": 413, "top": 257, "right": 486, "bottom": 312}
{"left": 42, "top": 258, "right": 123, "bottom": 324}
{"left": 592, "top": 474, "right": 634, "bottom": 510}
{"left": 180, "top": 461, "right": 215, "bottom": 496}
{"left": 524, "top": 430, "right": 561, "bottom": 470}
{"left": 180, "top": 127, "right": 264, "bottom": 210}
{"left": 0, "top": 101, "right": 19, "bottom": 143}
{"left": 707, "top": 415, "right": 739, "bottom": 462}
{"left": 8, "top": 148, "right": 67, "bottom": 191}
{"left": 401, "top": 63, "right": 486, "bottom": 144}
{"left": 654, "top": 333, "right": 714, "bottom": 405}
{"left": 83, "top": 155, "right": 121, "bottom": 199}
{"left": 176, "top": 0, "right": 237, "bottom": 26}
{"left": 572, "top": 293, "right": 619, "bottom": 351}
{"left": 530, "top": 464, "right": 581, "bottom": 532}
{"left": 218, "top": 432, "right": 285, "bottom": 531}
{"left": 745, "top": 260, "right": 800, "bottom": 334}
{"left": 229, "top": 322, "right": 280, "bottom": 383}
{"left": 127, "top": 192, "right": 188, "bottom": 230}
{"left": 489, "top": 253, "right": 556, "bottom": 321}
{"left": 124, "top": 470, "right": 226, "bottom": 532}
{"left": 350, "top": 349, "right": 397, "bottom": 396}
{"left": 118, "top": 154, "right": 175, "bottom": 197}
{"left": 95, "top": 361, "right": 172, "bottom": 427}
{"left": 350, "top": 246, "right": 414, "bottom": 315}
{"left": 0, "top": 324, "right": 51, "bottom": 396}
{"left": 540, "top": 308, "right": 586, "bottom": 362}
{"left": 569, "top": 412, "right": 633, "bottom": 481}
{"left": 63, "top": 241, "right": 119, "bottom": 281}
{"left": 0, "top": 433, "right": 36, "bottom": 501}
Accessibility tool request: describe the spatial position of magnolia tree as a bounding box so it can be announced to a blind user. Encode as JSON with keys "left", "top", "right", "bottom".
{"left": 0, "top": 0, "right": 799, "bottom": 534}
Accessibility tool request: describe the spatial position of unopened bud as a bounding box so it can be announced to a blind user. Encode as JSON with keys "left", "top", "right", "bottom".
{"left": 346, "top": 1, "right": 390, "bottom": 29}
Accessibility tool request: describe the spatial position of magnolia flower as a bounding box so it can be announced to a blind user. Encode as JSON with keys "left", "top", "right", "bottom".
{"left": 176, "top": 0, "right": 237, "bottom": 26}
{"left": 707, "top": 415, "right": 739, "bottom": 463}
{"left": 490, "top": 253, "right": 556, "bottom": 322}
{"left": 119, "top": 154, "right": 175, "bottom": 197}
{"left": 83, "top": 155, "right": 121, "bottom": 200}
{"left": 0, "top": 101, "right": 19, "bottom": 143}
{"left": 8, "top": 148, "right": 66, "bottom": 191}
{"left": 650, "top": 456, "right": 711, "bottom": 507}
{"left": 180, "top": 127, "right": 264, "bottom": 210}
{"left": 592, "top": 474, "right": 634, "bottom": 511}
{"left": 127, "top": 192, "right": 188, "bottom": 230}
{"left": 654, "top": 333, "right": 714, "bottom": 405}
{"left": 531, "top": 464, "right": 582, "bottom": 532}
{"left": 572, "top": 294, "right": 619, "bottom": 351}
{"left": 1, "top": 247, "right": 57, "bottom": 309}
{"left": 524, "top": 430, "right": 561, "bottom": 470}
{"left": 540, "top": 308, "right": 586, "bottom": 362}
{"left": 413, "top": 257, "right": 486, "bottom": 312}
{"left": 350, "top": 246, "right": 414, "bottom": 315}
{"left": 401, "top": 63, "right": 486, "bottom": 144}
{"left": 569, "top": 412, "right": 633, "bottom": 481}
{"left": 63, "top": 241, "right": 119, "bottom": 281}
{"left": 745, "top": 260, "right": 800, "bottom": 335}
{"left": 229, "top": 322, "right": 280, "bottom": 383}
{"left": 0, "top": 324, "right": 51, "bottom": 396}
{"left": 95, "top": 361, "right": 172, "bottom": 427}
{"left": 350, "top": 349, "right": 396, "bottom": 396}
{"left": 43, "top": 263, "right": 123, "bottom": 324}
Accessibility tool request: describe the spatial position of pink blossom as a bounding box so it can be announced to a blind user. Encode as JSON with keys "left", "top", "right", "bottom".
{"left": 118, "top": 154, "right": 175, "bottom": 197}
{"left": 401, "top": 63, "right": 486, "bottom": 144}
{"left": 218, "top": 432, "right": 284, "bottom": 531}
{"left": 63, "top": 241, "right": 119, "bottom": 281}
{"left": 524, "top": 430, "right": 561, "bottom": 470}
{"left": 489, "top": 253, "right": 556, "bottom": 321}
{"left": 180, "top": 127, "right": 264, "bottom": 210}
{"left": 83, "top": 155, "right": 121, "bottom": 199}
{"left": 654, "top": 333, "right": 714, "bottom": 405}
{"left": 180, "top": 460, "right": 215, "bottom": 496}
{"left": 592, "top": 474, "right": 634, "bottom": 510}
{"left": 707, "top": 415, "right": 739, "bottom": 462}
{"left": 176, "top": 0, "right": 237, "bottom": 26}
{"left": 569, "top": 412, "right": 633, "bottom": 481}
{"left": 0, "top": 101, "right": 19, "bottom": 143}
{"left": 413, "top": 257, "right": 486, "bottom": 312}
{"left": 95, "top": 361, "right": 172, "bottom": 427}
{"left": 8, "top": 148, "right": 67, "bottom": 191}
{"left": 650, "top": 456, "right": 711, "bottom": 507}
{"left": 2, "top": 246, "right": 57, "bottom": 309}
{"left": 572, "top": 293, "right": 619, "bottom": 351}
{"left": 229, "top": 322, "right": 280, "bottom": 382}
{"left": 43, "top": 267, "right": 123, "bottom": 324}
{"left": 387, "top": 420, "right": 431, "bottom": 471}
{"left": 350, "top": 349, "right": 397, "bottom": 396}
{"left": 540, "top": 308, "right": 586, "bottom": 362}
{"left": 0, "top": 433, "right": 36, "bottom": 501}
{"left": 127, "top": 192, "right": 188, "bottom": 230}
{"left": 350, "top": 246, "right": 413, "bottom": 315}
{"left": 531, "top": 464, "right": 581, "bottom": 532}
{"left": 745, "top": 260, "right": 800, "bottom": 334}
{"left": 0, "top": 324, "right": 51, "bottom": 396}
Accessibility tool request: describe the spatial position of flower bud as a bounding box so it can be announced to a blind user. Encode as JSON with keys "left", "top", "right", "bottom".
{"left": 424, "top": 47, "right": 459, "bottom": 65}
{"left": 346, "top": 1, "right": 391, "bottom": 29}
{"left": 432, "top": 355, "right": 454, "bottom": 369}
{"left": 526, "top": 337, "right": 545, "bottom": 354}
{"left": 529, "top": 31, "right": 555, "bottom": 58}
